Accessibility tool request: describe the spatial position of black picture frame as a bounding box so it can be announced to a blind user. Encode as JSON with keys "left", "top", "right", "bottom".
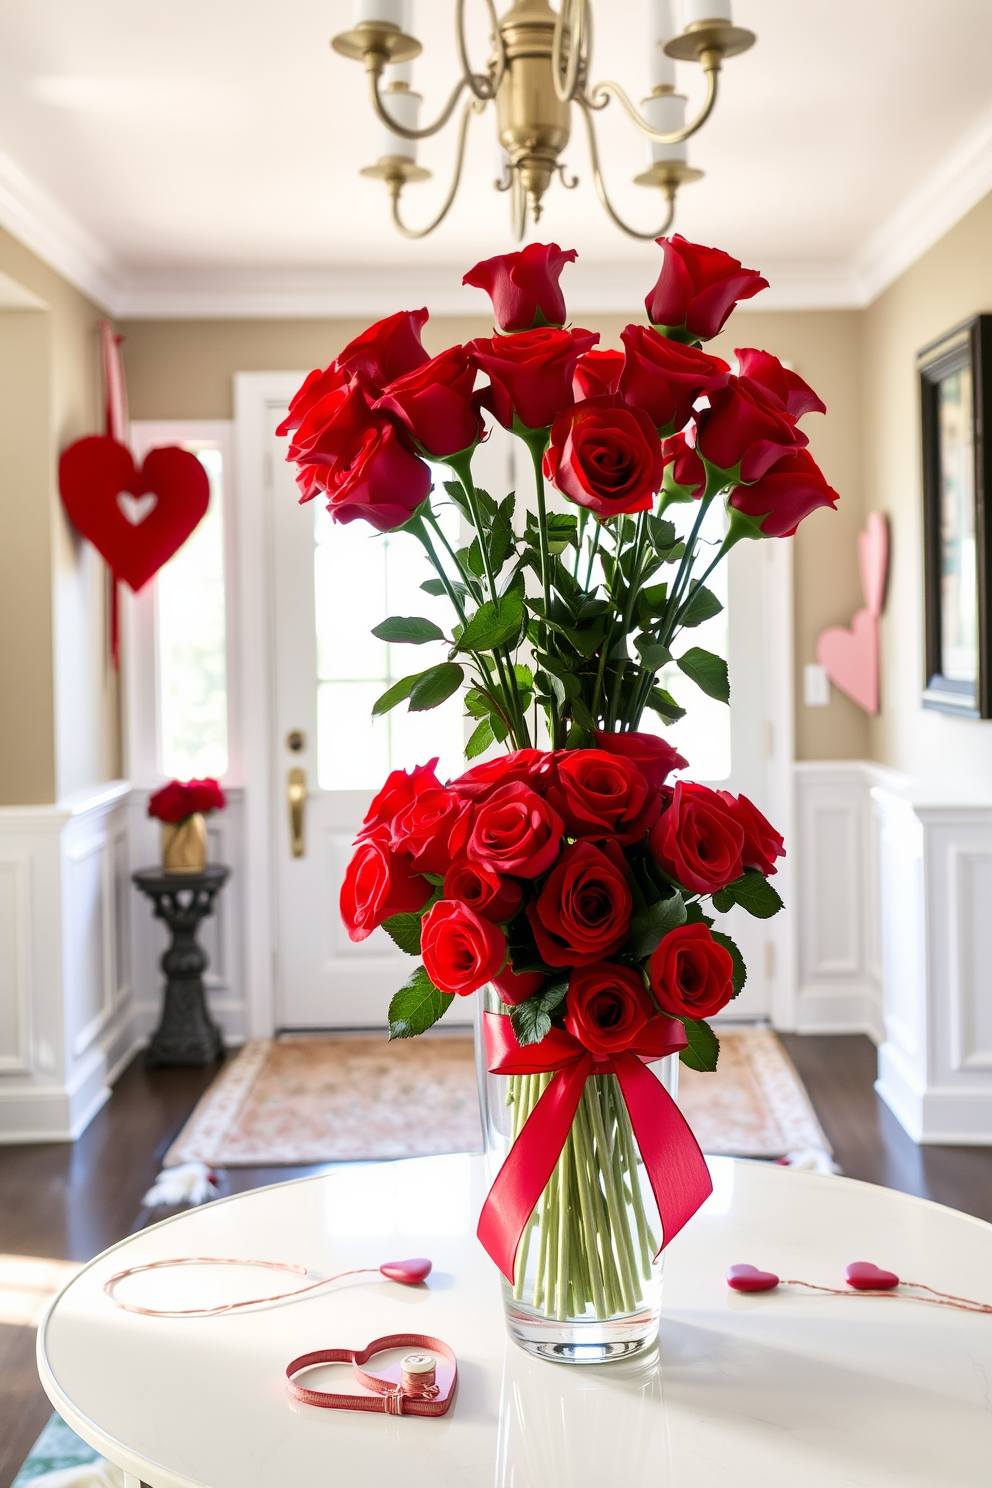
{"left": 919, "top": 314, "right": 992, "bottom": 717}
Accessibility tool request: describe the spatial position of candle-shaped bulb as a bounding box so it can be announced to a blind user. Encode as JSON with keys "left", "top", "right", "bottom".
{"left": 352, "top": 0, "right": 407, "bottom": 27}
{"left": 375, "top": 72, "right": 421, "bottom": 163}
{"left": 681, "top": 0, "right": 732, "bottom": 24}
{"left": 643, "top": 91, "right": 687, "bottom": 165}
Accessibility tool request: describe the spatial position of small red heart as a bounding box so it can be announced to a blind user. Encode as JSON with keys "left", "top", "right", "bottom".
{"left": 379, "top": 1257, "right": 432, "bottom": 1285}
{"left": 727, "top": 1264, "right": 779, "bottom": 1292}
{"left": 845, "top": 1261, "right": 899, "bottom": 1290}
{"left": 59, "top": 436, "right": 210, "bottom": 592}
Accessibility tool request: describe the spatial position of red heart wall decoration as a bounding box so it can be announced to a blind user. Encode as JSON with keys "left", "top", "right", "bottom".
{"left": 59, "top": 435, "right": 210, "bottom": 592}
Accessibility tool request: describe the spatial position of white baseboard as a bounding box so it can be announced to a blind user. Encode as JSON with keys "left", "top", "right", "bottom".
{"left": 877, "top": 1039, "right": 992, "bottom": 1144}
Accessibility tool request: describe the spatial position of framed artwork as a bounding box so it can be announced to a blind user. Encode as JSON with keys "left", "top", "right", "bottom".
{"left": 919, "top": 314, "right": 992, "bottom": 717}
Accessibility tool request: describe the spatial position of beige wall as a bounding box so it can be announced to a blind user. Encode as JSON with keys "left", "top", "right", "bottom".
{"left": 0, "top": 227, "right": 109, "bottom": 804}
{"left": 121, "top": 305, "right": 869, "bottom": 763}
{"left": 862, "top": 191, "right": 992, "bottom": 796}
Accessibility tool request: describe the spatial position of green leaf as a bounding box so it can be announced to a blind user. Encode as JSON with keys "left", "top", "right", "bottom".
{"left": 466, "top": 538, "right": 486, "bottom": 578}
{"left": 718, "top": 869, "right": 784, "bottom": 919}
{"left": 710, "top": 887, "right": 736, "bottom": 914}
{"left": 382, "top": 912, "right": 424, "bottom": 955}
{"left": 637, "top": 582, "right": 669, "bottom": 625}
{"left": 628, "top": 893, "right": 687, "bottom": 960}
{"left": 647, "top": 516, "right": 677, "bottom": 551}
{"left": 372, "top": 671, "right": 421, "bottom": 717}
{"left": 443, "top": 479, "right": 474, "bottom": 525}
{"left": 388, "top": 965, "right": 454, "bottom": 1039}
{"left": 372, "top": 615, "right": 445, "bottom": 645}
{"left": 635, "top": 637, "right": 672, "bottom": 670}
{"left": 710, "top": 928, "right": 747, "bottom": 997}
{"left": 510, "top": 977, "right": 570, "bottom": 1048}
{"left": 679, "top": 584, "right": 723, "bottom": 628}
{"left": 408, "top": 662, "right": 465, "bottom": 711}
{"left": 457, "top": 592, "right": 525, "bottom": 653}
{"left": 421, "top": 577, "right": 468, "bottom": 600}
{"left": 489, "top": 506, "right": 515, "bottom": 571}
{"left": 570, "top": 695, "right": 596, "bottom": 731}
{"left": 679, "top": 1018, "right": 720, "bottom": 1072}
{"left": 646, "top": 686, "right": 687, "bottom": 723}
{"left": 677, "top": 646, "right": 730, "bottom": 703}
{"left": 466, "top": 718, "right": 495, "bottom": 759}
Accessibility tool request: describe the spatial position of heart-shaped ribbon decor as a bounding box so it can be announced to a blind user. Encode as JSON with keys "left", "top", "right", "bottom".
{"left": 379, "top": 1257, "right": 432, "bottom": 1285}
{"left": 59, "top": 435, "right": 210, "bottom": 592}
{"left": 727, "top": 1263, "right": 780, "bottom": 1292}
{"left": 845, "top": 1261, "right": 900, "bottom": 1290}
{"left": 286, "top": 1333, "right": 457, "bottom": 1417}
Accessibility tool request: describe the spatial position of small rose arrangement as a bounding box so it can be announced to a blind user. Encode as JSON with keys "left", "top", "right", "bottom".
{"left": 148, "top": 778, "right": 227, "bottom": 824}
{"left": 282, "top": 234, "right": 836, "bottom": 1325}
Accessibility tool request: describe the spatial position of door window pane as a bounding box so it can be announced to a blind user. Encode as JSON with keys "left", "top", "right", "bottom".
{"left": 315, "top": 494, "right": 464, "bottom": 790}
{"left": 938, "top": 367, "right": 978, "bottom": 683}
{"left": 156, "top": 447, "right": 228, "bottom": 779}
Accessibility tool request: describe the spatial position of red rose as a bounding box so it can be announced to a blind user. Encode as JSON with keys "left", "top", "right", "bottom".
{"left": 734, "top": 348, "right": 826, "bottom": 419}
{"left": 728, "top": 449, "right": 839, "bottom": 537}
{"left": 717, "top": 791, "right": 785, "bottom": 876}
{"left": 695, "top": 376, "right": 808, "bottom": 482}
{"left": 463, "top": 242, "right": 577, "bottom": 333}
{"left": 464, "top": 782, "right": 563, "bottom": 879}
{"left": 293, "top": 381, "right": 432, "bottom": 530}
{"left": 421, "top": 900, "right": 507, "bottom": 996}
{"left": 528, "top": 841, "right": 632, "bottom": 967}
{"left": 471, "top": 326, "right": 599, "bottom": 431}
{"left": 443, "top": 858, "right": 523, "bottom": 922}
{"left": 148, "top": 781, "right": 191, "bottom": 824}
{"left": 545, "top": 749, "right": 659, "bottom": 843}
{"left": 449, "top": 749, "right": 554, "bottom": 802}
{"left": 594, "top": 730, "right": 687, "bottom": 791}
{"left": 618, "top": 325, "right": 728, "bottom": 434}
{"left": 185, "top": 778, "right": 226, "bottom": 815}
{"left": 493, "top": 964, "right": 546, "bottom": 1005}
{"left": 661, "top": 431, "right": 706, "bottom": 499}
{"left": 390, "top": 788, "right": 465, "bottom": 875}
{"left": 336, "top": 309, "right": 430, "bottom": 397}
{"left": 277, "top": 361, "right": 349, "bottom": 443}
{"left": 649, "top": 923, "right": 734, "bottom": 1020}
{"left": 564, "top": 962, "right": 656, "bottom": 1055}
{"left": 645, "top": 234, "right": 768, "bottom": 340}
{"left": 649, "top": 781, "right": 744, "bottom": 895}
{"left": 375, "top": 344, "right": 483, "bottom": 458}
{"left": 543, "top": 396, "right": 663, "bottom": 517}
{"left": 340, "top": 833, "right": 431, "bottom": 942}
{"left": 573, "top": 348, "right": 625, "bottom": 401}
{"left": 358, "top": 759, "right": 442, "bottom": 839}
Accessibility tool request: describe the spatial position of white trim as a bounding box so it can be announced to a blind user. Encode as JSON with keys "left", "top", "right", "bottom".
{"left": 234, "top": 374, "right": 303, "bottom": 1039}
{"left": 2, "top": 99, "right": 992, "bottom": 315}
{"left": 0, "top": 147, "right": 118, "bottom": 310}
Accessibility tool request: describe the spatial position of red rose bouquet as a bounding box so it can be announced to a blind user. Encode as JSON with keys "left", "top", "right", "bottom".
{"left": 147, "top": 778, "right": 226, "bottom": 824}
{"left": 283, "top": 236, "right": 835, "bottom": 1357}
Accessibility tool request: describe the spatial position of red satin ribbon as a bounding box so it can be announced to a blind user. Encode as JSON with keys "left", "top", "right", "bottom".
{"left": 476, "top": 1013, "right": 713, "bottom": 1283}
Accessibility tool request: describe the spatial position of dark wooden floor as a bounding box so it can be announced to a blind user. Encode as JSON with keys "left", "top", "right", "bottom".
{"left": 2, "top": 1035, "right": 991, "bottom": 1486}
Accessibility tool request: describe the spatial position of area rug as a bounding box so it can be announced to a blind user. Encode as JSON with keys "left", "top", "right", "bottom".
{"left": 678, "top": 1026, "right": 831, "bottom": 1159}
{"left": 11, "top": 1413, "right": 121, "bottom": 1487}
{"left": 165, "top": 1026, "right": 828, "bottom": 1168}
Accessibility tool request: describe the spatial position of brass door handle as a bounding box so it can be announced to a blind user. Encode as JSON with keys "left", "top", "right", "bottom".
{"left": 288, "top": 767, "right": 307, "bottom": 857}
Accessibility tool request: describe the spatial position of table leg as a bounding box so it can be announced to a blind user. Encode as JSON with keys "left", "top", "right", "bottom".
{"left": 122, "top": 1475, "right": 143, "bottom": 1488}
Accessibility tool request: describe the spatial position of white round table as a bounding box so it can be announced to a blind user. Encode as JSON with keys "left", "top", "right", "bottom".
{"left": 38, "top": 1154, "right": 992, "bottom": 1487}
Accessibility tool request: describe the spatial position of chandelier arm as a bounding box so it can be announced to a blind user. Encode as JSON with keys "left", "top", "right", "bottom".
{"left": 585, "top": 63, "right": 719, "bottom": 144}
{"left": 389, "top": 102, "right": 477, "bottom": 240}
{"left": 551, "top": 0, "right": 586, "bottom": 105}
{"left": 368, "top": 65, "right": 470, "bottom": 140}
{"left": 457, "top": 0, "right": 506, "bottom": 101}
{"left": 579, "top": 102, "right": 676, "bottom": 241}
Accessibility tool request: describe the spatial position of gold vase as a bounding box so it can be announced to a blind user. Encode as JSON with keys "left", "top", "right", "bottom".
{"left": 161, "top": 813, "right": 208, "bottom": 874}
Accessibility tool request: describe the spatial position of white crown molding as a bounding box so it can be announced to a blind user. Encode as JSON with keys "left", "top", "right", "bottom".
{"left": 2, "top": 101, "right": 992, "bottom": 320}
{"left": 0, "top": 149, "right": 119, "bottom": 311}
{"left": 852, "top": 100, "right": 992, "bottom": 305}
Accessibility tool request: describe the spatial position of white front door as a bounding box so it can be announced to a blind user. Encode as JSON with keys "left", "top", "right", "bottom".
{"left": 246, "top": 378, "right": 792, "bottom": 1032}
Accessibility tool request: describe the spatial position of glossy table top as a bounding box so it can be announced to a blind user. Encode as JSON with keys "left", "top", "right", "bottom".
{"left": 38, "top": 1155, "right": 992, "bottom": 1487}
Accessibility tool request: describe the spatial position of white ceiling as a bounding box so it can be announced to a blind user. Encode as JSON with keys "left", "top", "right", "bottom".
{"left": 1, "top": 0, "right": 991, "bottom": 316}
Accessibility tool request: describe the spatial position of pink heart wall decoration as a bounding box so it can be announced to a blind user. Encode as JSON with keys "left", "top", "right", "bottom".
{"left": 814, "top": 512, "right": 889, "bottom": 716}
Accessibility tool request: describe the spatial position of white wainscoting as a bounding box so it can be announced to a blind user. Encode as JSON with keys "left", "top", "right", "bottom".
{"left": 127, "top": 787, "right": 247, "bottom": 1047}
{"left": 873, "top": 786, "right": 992, "bottom": 1144}
{"left": 792, "top": 762, "right": 903, "bottom": 1040}
{"left": 0, "top": 783, "right": 136, "bottom": 1142}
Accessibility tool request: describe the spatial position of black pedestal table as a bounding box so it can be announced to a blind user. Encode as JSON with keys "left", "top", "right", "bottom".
{"left": 132, "top": 864, "right": 229, "bottom": 1068}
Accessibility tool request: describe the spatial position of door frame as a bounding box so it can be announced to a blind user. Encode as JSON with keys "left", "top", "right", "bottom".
{"left": 233, "top": 372, "right": 797, "bottom": 1038}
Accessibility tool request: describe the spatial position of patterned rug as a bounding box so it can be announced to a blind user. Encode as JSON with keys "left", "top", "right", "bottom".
{"left": 165, "top": 1026, "right": 828, "bottom": 1168}
{"left": 11, "top": 1413, "right": 121, "bottom": 1486}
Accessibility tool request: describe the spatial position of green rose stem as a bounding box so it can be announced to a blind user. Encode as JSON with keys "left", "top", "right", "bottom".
{"left": 516, "top": 424, "right": 564, "bottom": 748}
{"left": 606, "top": 511, "right": 649, "bottom": 733}
{"left": 446, "top": 451, "right": 530, "bottom": 748}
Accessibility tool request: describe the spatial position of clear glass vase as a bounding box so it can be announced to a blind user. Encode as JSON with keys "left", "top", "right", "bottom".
{"left": 476, "top": 984, "right": 679, "bottom": 1364}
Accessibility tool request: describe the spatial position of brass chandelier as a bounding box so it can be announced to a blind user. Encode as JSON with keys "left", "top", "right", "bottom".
{"left": 331, "top": 0, "right": 755, "bottom": 241}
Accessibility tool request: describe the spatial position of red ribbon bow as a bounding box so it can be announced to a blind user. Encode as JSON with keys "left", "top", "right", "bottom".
{"left": 476, "top": 1012, "right": 713, "bottom": 1283}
